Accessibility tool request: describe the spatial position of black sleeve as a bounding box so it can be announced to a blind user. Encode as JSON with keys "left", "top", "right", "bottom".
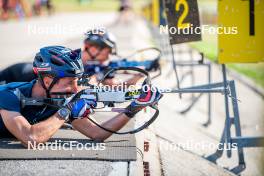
{"left": 0, "top": 63, "right": 36, "bottom": 83}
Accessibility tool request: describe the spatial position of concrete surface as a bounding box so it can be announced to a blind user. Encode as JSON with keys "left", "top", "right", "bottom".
{"left": 0, "top": 128, "right": 136, "bottom": 161}
{"left": 0, "top": 160, "right": 116, "bottom": 176}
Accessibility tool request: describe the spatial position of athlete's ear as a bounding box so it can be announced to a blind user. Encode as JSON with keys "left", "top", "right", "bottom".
{"left": 43, "top": 76, "right": 53, "bottom": 88}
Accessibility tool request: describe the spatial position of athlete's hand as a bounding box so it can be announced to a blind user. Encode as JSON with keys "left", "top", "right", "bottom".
{"left": 146, "top": 58, "right": 160, "bottom": 71}
{"left": 125, "top": 84, "right": 162, "bottom": 118}
{"left": 66, "top": 98, "right": 97, "bottom": 120}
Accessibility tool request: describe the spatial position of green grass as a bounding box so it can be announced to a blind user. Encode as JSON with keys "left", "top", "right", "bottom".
{"left": 227, "top": 63, "right": 264, "bottom": 87}
{"left": 189, "top": 30, "right": 218, "bottom": 61}
{"left": 190, "top": 41, "right": 217, "bottom": 62}
{"left": 53, "top": 0, "right": 119, "bottom": 12}
{"left": 189, "top": 32, "right": 264, "bottom": 88}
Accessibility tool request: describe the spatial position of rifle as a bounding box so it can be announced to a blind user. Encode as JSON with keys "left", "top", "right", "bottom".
{"left": 82, "top": 47, "right": 162, "bottom": 82}
{"left": 18, "top": 67, "right": 226, "bottom": 135}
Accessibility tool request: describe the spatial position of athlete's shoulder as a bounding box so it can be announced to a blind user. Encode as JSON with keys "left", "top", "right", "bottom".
{"left": 0, "top": 88, "right": 20, "bottom": 112}
{"left": 0, "top": 80, "right": 36, "bottom": 112}
{"left": 0, "top": 82, "right": 29, "bottom": 91}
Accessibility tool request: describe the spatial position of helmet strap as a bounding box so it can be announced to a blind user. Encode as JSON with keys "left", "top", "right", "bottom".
{"left": 47, "top": 77, "right": 59, "bottom": 98}
{"left": 38, "top": 74, "right": 59, "bottom": 98}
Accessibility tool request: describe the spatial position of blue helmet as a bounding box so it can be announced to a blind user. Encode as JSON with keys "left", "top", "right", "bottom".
{"left": 84, "top": 29, "right": 117, "bottom": 54}
{"left": 33, "top": 46, "right": 84, "bottom": 97}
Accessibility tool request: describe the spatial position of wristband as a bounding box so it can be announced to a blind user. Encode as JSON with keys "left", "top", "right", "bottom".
{"left": 124, "top": 104, "right": 143, "bottom": 118}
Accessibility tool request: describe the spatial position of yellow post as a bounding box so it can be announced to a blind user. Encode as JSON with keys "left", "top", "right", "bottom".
{"left": 151, "top": 0, "right": 160, "bottom": 26}
{"left": 218, "top": 0, "right": 264, "bottom": 63}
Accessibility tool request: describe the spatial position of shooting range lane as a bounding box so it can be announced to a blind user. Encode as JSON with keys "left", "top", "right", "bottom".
{"left": 0, "top": 106, "right": 136, "bottom": 174}
{"left": 0, "top": 129, "right": 136, "bottom": 161}
{"left": 0, "top": 110, "right": 136, "bottom": 160}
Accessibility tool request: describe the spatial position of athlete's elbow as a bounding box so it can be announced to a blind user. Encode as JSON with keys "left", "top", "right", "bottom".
{"left": 24, "top": 128, "right": 49, "bottom": 145}
{"left": 22, "top": 134, "right": 47, "bottom": 147}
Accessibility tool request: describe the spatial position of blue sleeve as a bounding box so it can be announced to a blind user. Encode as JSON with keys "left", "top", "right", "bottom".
{"left": 0, "top": 90, "right": 20, "bottom": 112}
